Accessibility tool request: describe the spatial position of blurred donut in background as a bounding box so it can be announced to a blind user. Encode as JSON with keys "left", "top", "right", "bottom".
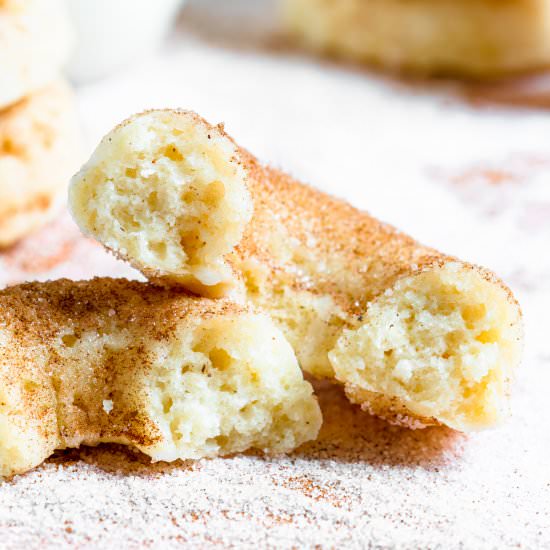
{"left": 0, "top": 0, "right": 73, "bottom": 109}
{"left": 282, "top": 0, "right": 550, "bottom": 78}
{"left": 0, "top": 81, "right": 81, "bottom": 247}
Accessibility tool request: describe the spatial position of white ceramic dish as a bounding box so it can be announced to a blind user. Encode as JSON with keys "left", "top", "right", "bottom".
{"left": 66, "top": 0, "right": 185, "bottom": 83}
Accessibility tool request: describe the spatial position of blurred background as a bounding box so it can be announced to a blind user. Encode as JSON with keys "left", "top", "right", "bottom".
{"left": 2, "top": 0, "right": 550, "bottom": 260}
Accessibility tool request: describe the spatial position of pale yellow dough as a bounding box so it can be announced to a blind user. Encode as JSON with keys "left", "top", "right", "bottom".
{"left": 69, "top": 110, "right": 523, "bottom": 432}
{"left": 0, "top": 0, "right": 73, "bottom": 108}
{"left": 69, "top": 110, "right": 252, "bottom": 296}
{"left": 0, "top": 80, "right": 81, "bottom": 247}
{"left": 282, "top": 0, "right": 550, "bottom": 78}
{"left": 0, "top": 278, "right": 322, "bottom": 478}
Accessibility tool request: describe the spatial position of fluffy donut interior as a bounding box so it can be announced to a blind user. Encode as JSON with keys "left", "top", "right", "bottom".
{"left": 329, "top": 263, "right": 522, "bottom": 431}
{"left": 69, "top": 111, "right": 252, "bottom": 295}
{"left": 145, "top": 314, "right": 322, "bottom": 461}
{"left": 0, "top": 311, "right": 321, "bottom": 477}
{"left": 0, "top": 390, "right": 50, "bottom": 479}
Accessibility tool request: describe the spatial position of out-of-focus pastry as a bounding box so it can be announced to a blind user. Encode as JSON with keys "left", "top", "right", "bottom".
{"left": 69, "top": 110, "right": 523, "bottom": 432}
{"left": 282, "top": 0, "right": 550, "bottom": 78}
{"left": 0, "top": 0, "right": 73, "bottom": 108}
{"left": 0, "top": 80, "right": 81, "bottom": 247}
{"left": 0, "top": 278, "right": 322, "bottom": 478}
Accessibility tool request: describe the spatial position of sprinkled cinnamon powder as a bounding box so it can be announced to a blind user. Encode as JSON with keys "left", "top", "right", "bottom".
{"left": 1, "top": 374, "right": 548, "bottom": 548}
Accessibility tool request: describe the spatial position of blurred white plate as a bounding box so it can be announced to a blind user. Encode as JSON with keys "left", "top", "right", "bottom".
{"left": 66, "top": 0, "right": 185, "bottom": 83}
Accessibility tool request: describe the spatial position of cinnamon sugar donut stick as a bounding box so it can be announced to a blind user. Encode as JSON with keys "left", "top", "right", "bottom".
{"left": 0, "top": 278, "right": 321, "bottom": 477}
{"left": 70, "top": 110, "right": 523, "bottom": 432}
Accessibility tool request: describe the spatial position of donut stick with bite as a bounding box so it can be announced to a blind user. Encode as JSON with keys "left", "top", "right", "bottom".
{"left": 69, "top": 110, "right": 523, "bottom": 432}
{"left": 0, "top": 278, "right": 321, "bottom": 477}
{"left": 281, "top": 0, "right": 550, "bottom": 78}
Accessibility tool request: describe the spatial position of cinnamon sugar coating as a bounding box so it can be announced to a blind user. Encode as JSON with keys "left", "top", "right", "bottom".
{"left": 234, "top": 153, "right": 522, "bottom": 431}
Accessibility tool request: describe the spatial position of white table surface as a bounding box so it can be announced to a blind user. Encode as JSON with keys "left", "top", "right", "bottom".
{"left": 1, "top": 1, "right": 549, "bottom": 548}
